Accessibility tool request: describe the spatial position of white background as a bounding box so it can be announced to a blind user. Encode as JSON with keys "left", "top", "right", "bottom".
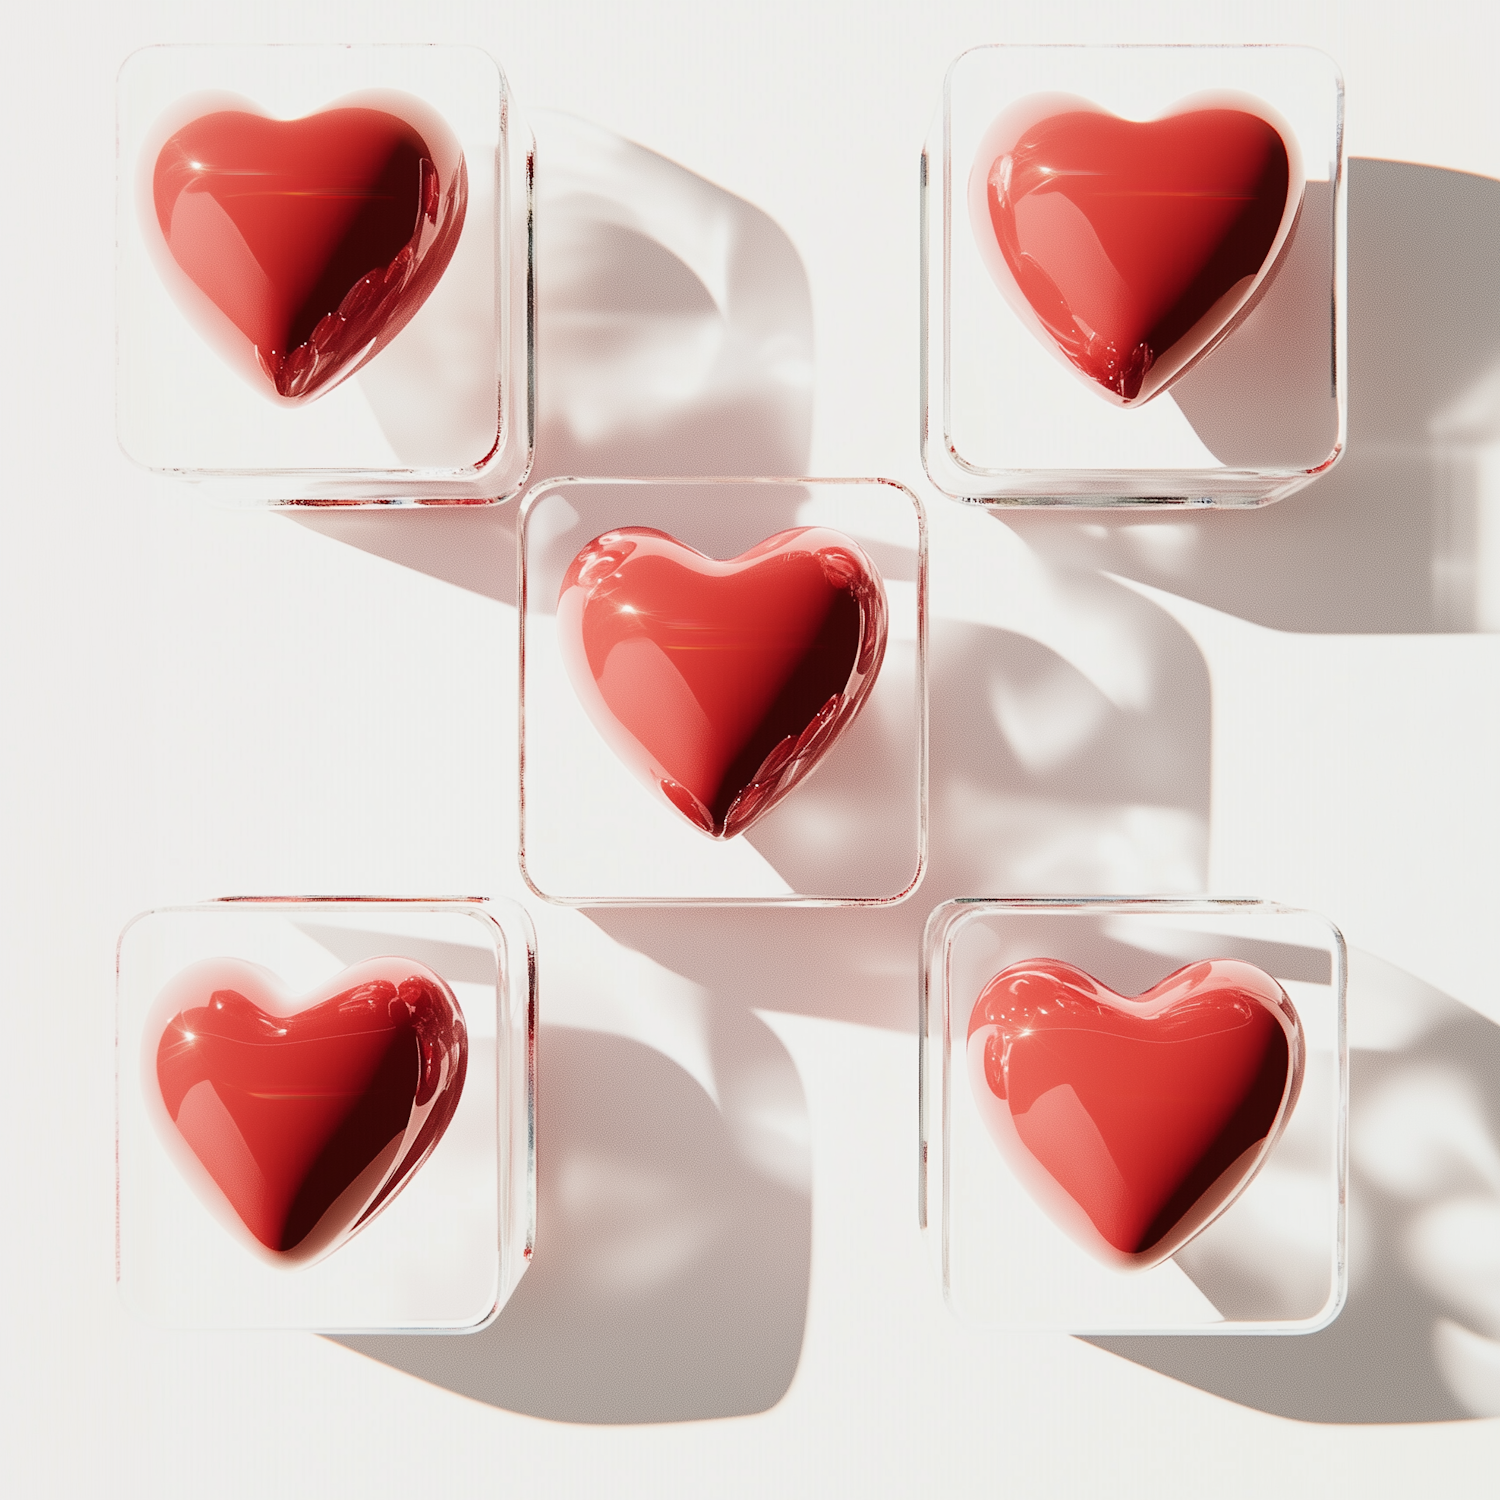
{"left": 4, "top": 0, "right": 1500, "bottom": 1494}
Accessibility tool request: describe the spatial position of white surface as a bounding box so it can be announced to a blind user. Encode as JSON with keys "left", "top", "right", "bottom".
{"left": 5, "top": 0, "right": 1500, "bottom": 1494}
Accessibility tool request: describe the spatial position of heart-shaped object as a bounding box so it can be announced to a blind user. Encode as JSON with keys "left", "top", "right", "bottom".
{"left": 556, "top": 526, "right": 887, "bottom": 838}
{"left": 145, "top": 93, "right": 466, "bottom": 403}
{"left": 967, "top": 958, "right": 1303, "bottom": 1269}
{"left": 968, "top": 93, "right": 1303, "bottom": 405}
{"left": 145, "top": 957, "right": 467, "bottom": 1265}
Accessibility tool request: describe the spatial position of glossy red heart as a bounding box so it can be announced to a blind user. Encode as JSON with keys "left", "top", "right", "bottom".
{"left": 967, "top": 958, "right": 1303, "bottom": 1269}
{"left": 556, "top": 526, "right": 887, "bottom": 838}
{"left": 146, "top": 93, "right": 466, "bottom": 402}
{"left": 968, "top": 93, "right": 1302, "bottom": 405}
{"left": 145, "top": 958, "right": 467, "bottom": 1265}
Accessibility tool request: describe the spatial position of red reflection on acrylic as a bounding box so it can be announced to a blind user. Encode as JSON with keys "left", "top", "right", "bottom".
{"left": 557, "top": 526, "right": 887, "bottom": 838}
{"left": 969, "top": 95, "right": 1301, "bottom": 405}
{"left": 149, "top": 96, "right": 466, "bottom": 402}
{"left": 967, "top": 958, "right": 1303, "bottom": 1268}
{"left": 148, "top": 957, "right": 467, "bottom": 1264}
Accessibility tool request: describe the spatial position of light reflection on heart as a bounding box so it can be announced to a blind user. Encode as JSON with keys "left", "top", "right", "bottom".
{"left": 145, "top": 956, "right": 467, "bottom": 1265}
{"left": 556, "top": 526, "right": 887, "bottom": 838}
{"left": 968, "top": 957, "right": 1303, "bottom": 1268}
{"left": 968, "top": 93, "right": 1302, "bottom": 405}
{"left": 146, "top": 94, "right": 466, "bottom": 403}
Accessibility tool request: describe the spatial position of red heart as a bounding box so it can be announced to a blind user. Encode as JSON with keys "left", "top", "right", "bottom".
{"left": 967, "top": 958, "right": 1303, "bottom": 1269}
{"left": 147, "top": 94, "right": 466, "bottom": 403}
{"left": 967, "top": 93, "right": 1302, "bottom": 405}
{"left": 146, "top": 958, "right": 467, "bottom": 1265}
{"left": 556, "top": 526, "right": 887, "bottom": 838}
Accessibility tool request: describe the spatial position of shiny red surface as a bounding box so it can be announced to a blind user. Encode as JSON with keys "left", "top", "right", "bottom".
{"left": 150, "top": 95, "right": 466, "bottom": 402}
{"left": 557, "top": 526, "right": 887, "bottom": 838}
{"left": 967, "top": 958, "right": 1302, "bottom": 1268}
{"left": 149, "top": 957, "right": 466, "bottom": 1264}
{"left": 969, "top": 94, "right": 1298, "bottom": 405}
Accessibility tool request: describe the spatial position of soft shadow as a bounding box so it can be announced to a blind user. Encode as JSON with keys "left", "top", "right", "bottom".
{"left": 1010, "top": 159, "right": 1500, "bottom": 632}
{"left": 292, "top": 110, "right": 814, "bottom": 600}
{"left": 739, "top": 642, "right": 923, "bottom": 901}
{"left": 1171, "top": 181, "right": 1339, "bottom": 471}
{"left": 338, "top": 1022, "right": 811, "bottom": 1423}
{"left": 522, "top": 481, "right": 811, "bottom": 606}
{"left": 293, "top": 923, "right": 497, "bottom": 983}
{"left": 530, "top": 111, "right": 813, "bottom": 478}
{"left": 358, "top": 148, "right": 507, "bottom": 471}
{"left": 1091, "top": 949, "right": 1500, "bottom": 1423}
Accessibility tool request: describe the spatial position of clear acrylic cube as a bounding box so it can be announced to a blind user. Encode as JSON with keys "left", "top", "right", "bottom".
{"left": 921, "top": 899, "right": 1347, "bottom": 1332}
{"left": 923, "top": 45, "right": 1345, "bottom": 506}
{"left": 116, "top": 897, "right": 536, "bottom": 1331}
{"left": 116, "top": 45, "right": 533, "bottom": 505}
{"left": 519, "top": 477, "right": 927, "bottom": 904}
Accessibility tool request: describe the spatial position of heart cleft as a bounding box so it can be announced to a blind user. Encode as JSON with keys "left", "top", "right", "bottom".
{"left": 967, "top": 957, "right": 1304, "bottom": 1270}
{"left": 968, "top": 92, "right": 1303, "bottom": 406}
{"left": 146, "top": 957, "right": 467, "bottom": 1266}
{"left": 557, "top": 525, "right": 888, "bottom": 839}
{"left": 146, "top": 93, "right": 467, "bottom": 404}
